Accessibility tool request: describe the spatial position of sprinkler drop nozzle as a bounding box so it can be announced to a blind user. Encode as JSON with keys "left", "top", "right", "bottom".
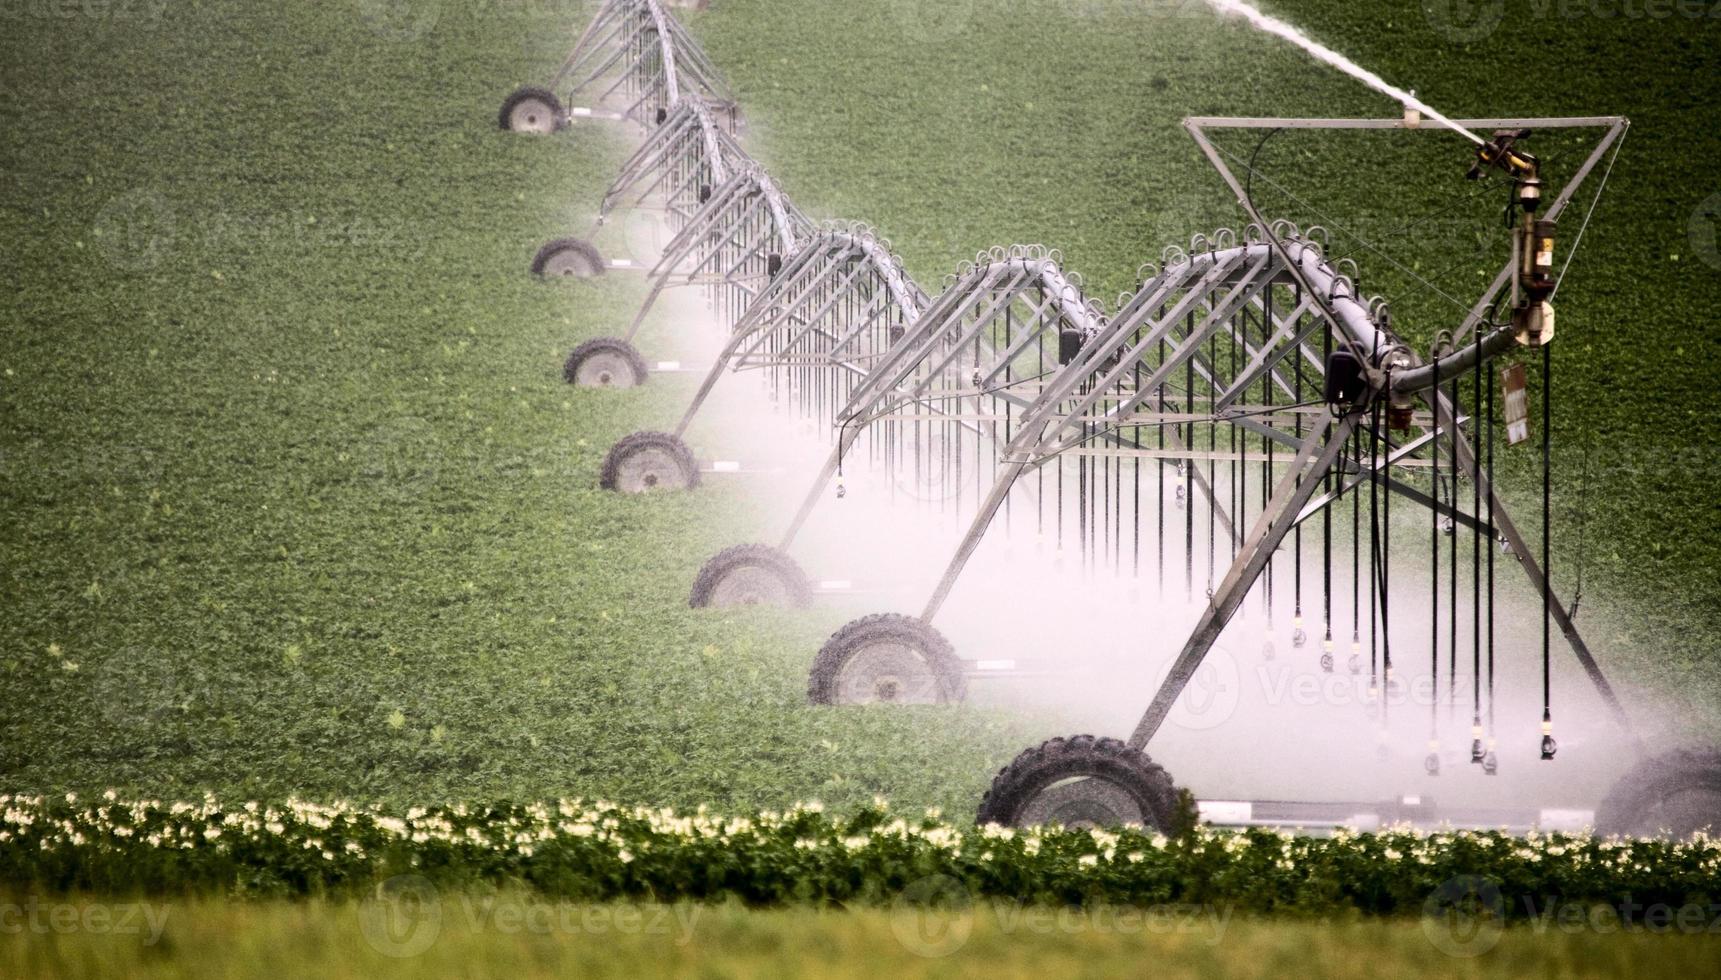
{"left": 835, "top": 482, "right": 846, "bottom": 499}
{"left": 1540, "top": 712, "right": 1557, "bottom": 761}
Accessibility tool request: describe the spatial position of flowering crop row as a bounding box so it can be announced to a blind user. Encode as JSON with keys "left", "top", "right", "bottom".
{"left": 3, "top": 793, "right": 1719, "bottom": 915}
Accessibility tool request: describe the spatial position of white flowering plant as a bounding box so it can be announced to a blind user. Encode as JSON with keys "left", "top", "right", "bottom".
{"left": 2, "top": 793, "right": 1718, "bottom": 915}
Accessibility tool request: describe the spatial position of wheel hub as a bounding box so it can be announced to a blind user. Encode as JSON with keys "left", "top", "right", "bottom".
{"left": 709, "top": 565, "right": 791, "bottom": 608}
{"left": 543, "top": 248, "right": 598, "bottom": 279}
{"left": 837, "top": 642, "right": 938, "bottom": 704}
{"left": 572, "top": 351, "right": 636, "bottom": 389}
{"left": 1018, "top": 776, "right": 1145, "bottom": 829}
{"left": 614, "top": 447, "right": 688, "bottom": 493}
{"left": 509, "top": 99, "right": 557, "bottom": 134}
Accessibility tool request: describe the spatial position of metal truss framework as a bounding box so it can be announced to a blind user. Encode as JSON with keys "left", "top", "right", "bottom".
{"left": 886, "top": 116, "right": 1634, "bottom": 754}
{"left": 548, "top": 0, "right": 737, "bottom": 126}
{"left": 671, "top": 223, "right": 929, "bottom": 439}
{"left": 598, "top": 97, "right": 746, "bottom": 230}
{"left": 774, "top": 247, "right": 1142, "bottom": 554}
{"left": 621, "top": 164, "right": 813, "bottom": 341}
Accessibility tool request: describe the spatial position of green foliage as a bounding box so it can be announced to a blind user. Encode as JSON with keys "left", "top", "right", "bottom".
{"left": 5, "top": 792, "right": 1721, "bottom": 919}
{"left": 0, "top": 0, "right": 1716, "bottom": 828}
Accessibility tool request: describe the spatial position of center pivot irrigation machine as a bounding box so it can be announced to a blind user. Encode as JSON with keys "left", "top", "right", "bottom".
{"left": 505, "top": 1, "right": 1721, "bottom": 838}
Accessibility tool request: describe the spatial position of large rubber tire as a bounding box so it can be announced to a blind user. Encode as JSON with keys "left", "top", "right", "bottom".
{"left": 976, "top": 735, "right": 1179, "bottom": 830}
{"left": 600, "top": 431, "right": 698, "bottom": 493}
{"left": 531, "top": 238, "right": 605, "bottom": 279}
{"left": 564, "top": 337, "right": 648, "bottom": 389}
{"left": 807, "top": 613, "right": 967, "bottom": 706}
{"left": 1594, "top": 746, "right": 1721, "bottom": 839}
{"left": 689, "top": 544, "right": 812, "bottom": 609}
{"left": 499, "top": 86, "right": 565, "bottom": 133}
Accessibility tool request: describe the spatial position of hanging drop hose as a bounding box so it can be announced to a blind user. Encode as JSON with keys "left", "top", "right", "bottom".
{"left": 1541, "top": 341, "right": 1557, "bottom": 760}
{"left": 1371, "top": 400, "right": 1394, "bottom": 736}
{"left": 1485, "top": 345, "right": 1499, "bottom": 775}
{"left": 1426, "top": 343, "right": 1441, "bottom": 776}
{"left": 1350, "top": 422, "right": 1362, "bottom": 675}
{"left": 1293, "top": 336, "right": 1305, "bottom": 648}
{"left": 1321, "top": 324, "right": 1334, "bottom": 673}
{"left": 1448, "top": 371, "right": 1460, "bottom": 728}
{"left": 1471, "top": 344, "right": 1485, "bottom": 764}
{"left": 1368, "top": 405, "right": 1380, "bottom": 692}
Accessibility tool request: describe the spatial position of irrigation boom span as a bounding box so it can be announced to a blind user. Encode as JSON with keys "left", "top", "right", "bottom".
{"left": 494, "top": 1, "right": 1721, "bottom": 839}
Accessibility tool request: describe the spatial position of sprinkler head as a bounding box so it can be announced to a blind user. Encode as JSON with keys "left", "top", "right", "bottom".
{"left": 835, "top": 482, "right": 847, "bottom": 499}
{"left": 1175, "top": 485, "right": 1186, "bottom": 510}
{"left": 970, "top": 368, "right": 982, "bottom": 389}
{"left": 1482, "top": 750, "right": 1499, "bottom": 775}
{"left": 1347, "top": 654, "right": 1362, "bottom": 675}
{"left": 1499, "top": 535, "right": 1513, "bottom": 555}
{"left": 1291, "top": 615, "right": 1307, "bottom": 648}
{"left": 1540, "top": 713, "right": 1556, "bottom": 760}
{"left": 1261, "top": 628, "right": 1276, "bottom": 662}
{"left": 1320, "top": 652, "right": 1334, "bottom": 673}
{"left": 1471, "top": 739, "right": 1485, "bottom": 764}
{"left": 1425, "top": 742, "right": 1441, "bottom": 776}
{"left": 1441, "top": 517, "right": 1455, "bottom": 536}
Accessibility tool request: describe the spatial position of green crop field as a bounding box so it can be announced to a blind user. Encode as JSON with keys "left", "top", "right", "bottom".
{"left": 3, "top": 0, "right": 1716, "bottom": 815}
{"left": 4, "top": 0, "right": 1719, "bottom": 972}
{"left": 6, "top": 891, "right": 1721, "bottom": 980}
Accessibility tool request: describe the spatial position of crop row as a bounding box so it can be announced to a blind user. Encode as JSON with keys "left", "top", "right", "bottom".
{"left": 3, "top": 793, "right": 1718, "bottom": 917}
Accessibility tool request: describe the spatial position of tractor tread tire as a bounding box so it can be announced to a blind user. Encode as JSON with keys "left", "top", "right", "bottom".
{"left": 689, "top": 543, "right": 813, "bottom": 609}
{"left": 599, "top": 431, "right": 698, "bottom": 492}
{"left": 807, "top": 612, "right": 966, "bottom": 705}
{"left": 564, "top": 337, "right": 648, "bottom": 387}
{"left": 1594, "top": 745, "right": 1721, "bottom": 838}
{"left": 976, "top": 734, "right": 1178, "bottom": 831}
{"left": 531, "top": 237, "right": 605, "bottom": 278}
{"left": 499, "top": 86, "right": 565, "bottom": 131}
